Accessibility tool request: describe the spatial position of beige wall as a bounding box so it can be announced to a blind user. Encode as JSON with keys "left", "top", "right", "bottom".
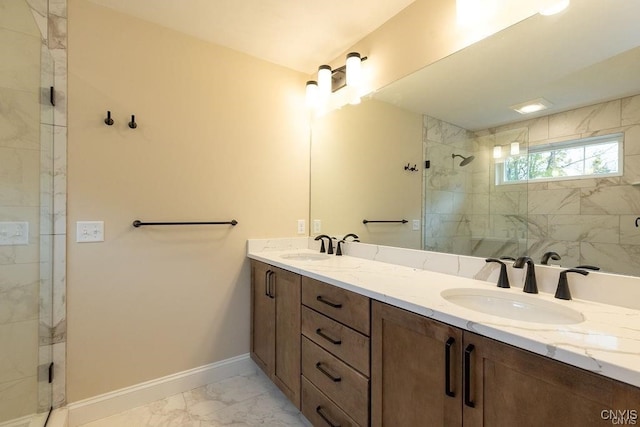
{"left": 311, "top": 99, "right": 422, "bottom": 248}
{"left": 67, "top": 0, "right": 309, "bottom": 401}
{"left": 324, "top": 0, "right": 538, "bottom": 92}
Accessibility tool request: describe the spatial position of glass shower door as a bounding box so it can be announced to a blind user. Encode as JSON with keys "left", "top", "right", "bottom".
{"left": 0, "top": 0, "right": 54, "bottom": 424}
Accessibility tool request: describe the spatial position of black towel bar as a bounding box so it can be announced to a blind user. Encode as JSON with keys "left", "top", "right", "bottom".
{"left": 132, "top": 220, "right": 238, "bottom": 227}
{"left": 362, "top": 219, "right": 408, "bottom": 224}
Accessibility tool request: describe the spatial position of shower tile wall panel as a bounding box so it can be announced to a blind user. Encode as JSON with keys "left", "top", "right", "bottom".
{"left": 423, "top": 93, "right": 640, "bottom": 274}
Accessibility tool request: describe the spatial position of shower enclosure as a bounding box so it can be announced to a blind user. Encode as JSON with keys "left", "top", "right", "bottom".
{"left": 0, "top": 0, "right": 55, "bottom": 425}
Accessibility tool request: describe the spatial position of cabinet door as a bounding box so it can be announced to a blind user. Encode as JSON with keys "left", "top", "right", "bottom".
{"left": 463, "top": 332, "right": 640, "bottom": 427}
{"left": 371, "top": 301, "right": 463, "bottom": 427}
{"left": 250, "top": 260, "right": 275, "bottom": 375}
{"left": 272, "top": 266, "right": 301, "bottom": 408}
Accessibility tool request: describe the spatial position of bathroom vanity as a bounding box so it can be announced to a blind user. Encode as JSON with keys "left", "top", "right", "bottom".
{"left": 248, "top": 240, "right": 640, "bottom": 426}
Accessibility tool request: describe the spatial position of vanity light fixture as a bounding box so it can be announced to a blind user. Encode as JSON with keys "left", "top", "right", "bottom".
{"left": 306, "top": 53, "right": 368, "bottom": 111}
{"left": 539, "top": 0, "right": 570, "bottom": 16}
{"left": 493, "top": 145, "right": 502, "bottom": 159}
{"left": 510, "top": 142, "right": 520, "bottom": 155}
{"left": 511, "top": 98, "right": 553, "bottom": 115}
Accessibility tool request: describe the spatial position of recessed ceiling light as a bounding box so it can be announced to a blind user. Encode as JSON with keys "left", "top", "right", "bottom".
{"left": 539, "top": 0, "right": 570, "bottom": 16}
{"left": 510, "top": 98, "right": 553, "bottom": 115}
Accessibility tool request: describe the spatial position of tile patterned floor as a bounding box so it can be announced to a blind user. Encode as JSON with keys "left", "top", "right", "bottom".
{"left": 78, "top": 370, "right": 310, "bottom": 427}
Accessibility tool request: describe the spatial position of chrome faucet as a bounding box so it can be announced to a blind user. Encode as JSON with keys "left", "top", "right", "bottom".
{"left": 314, "top": 235, "right": 334, "bottom": 254}
{"left": 513, "top": 257, "right": 538, "bottom": 293}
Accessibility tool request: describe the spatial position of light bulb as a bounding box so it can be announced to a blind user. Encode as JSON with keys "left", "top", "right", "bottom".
{"left": 305, "top": 80, "right": 318, "bottom": 109}
{"left": 346, "top": 52, "right": 362, "bottom": 88}
{"left": 493, "top": 146, "right": 502, "bottom": 159}
{"left": 318, "top": 65, "right": 332, "bottom": 97}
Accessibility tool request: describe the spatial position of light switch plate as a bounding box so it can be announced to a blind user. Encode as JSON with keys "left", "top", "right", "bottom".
{"left": 313, "top": 219, "right": 322, "bottom": 233}
{"left": 0, "top": 221, "right": 29, "bottom": 246}
{"left": 297, "top": 219, "right": 306, "bottom": 234}
{"left": 76, "top": 221, "right": 104, "bottom": 242}
{"left": 412, "top": 219, "right": 421, "bottom": 231}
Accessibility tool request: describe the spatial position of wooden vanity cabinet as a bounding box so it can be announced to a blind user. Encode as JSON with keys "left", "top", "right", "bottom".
{"left": 371, "top": 301, "right": 463, "bottom": 427}
{"left": 372, "top": 301, "right": 640, "bottom": 427}
{"left": 300, "top": 276, "right": 371, "bottom": 426}
{"left": 250, "top": 260, "right": 301, "bottom": 408}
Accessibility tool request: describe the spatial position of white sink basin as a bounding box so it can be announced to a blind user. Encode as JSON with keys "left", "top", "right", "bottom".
{"left": 441, "top": 288, "right": 584, "bottom": 325}
{"left": 280, "top": 253, "right": 330, "bottom": 261}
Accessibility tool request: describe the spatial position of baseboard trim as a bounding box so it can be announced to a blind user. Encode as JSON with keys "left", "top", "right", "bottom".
{"left": 67, "top": 353, "right": 254, "bottom": 427}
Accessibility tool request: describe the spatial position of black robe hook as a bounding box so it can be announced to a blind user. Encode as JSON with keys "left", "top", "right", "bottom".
{"left": 128, "top": 115, "right": 137, "bottom": 129}
{"left": 104, "top": 111, "right": 114, "bottom": 126}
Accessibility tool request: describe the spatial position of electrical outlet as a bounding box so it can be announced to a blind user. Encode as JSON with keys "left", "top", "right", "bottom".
{"left": 297, "top": 219, "right": 306, "bottom": 234}
{"left": 412, "top": 219, "right": 421, "bottom": 231}
{"left": 76, "top": 221, "right": 104, "bottom": 243}
{"left": 313, "top": 219, "right": 321, "bottom": 233}
{"left": 0, "top": 221, "right": 29, "bottom": 246}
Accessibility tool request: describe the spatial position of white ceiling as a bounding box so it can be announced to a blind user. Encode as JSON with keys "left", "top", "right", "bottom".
{"left": 374, "top": 0, "right": 640, "bottom": 130}
{"left": 87, "top": 0, "right": 415, "bottom": 73}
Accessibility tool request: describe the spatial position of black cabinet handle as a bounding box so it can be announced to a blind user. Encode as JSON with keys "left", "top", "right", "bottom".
{"left": 316, "top": 328, "right": 342, "bottom": 345}
{"left": 445, "top": 337, "right": 456, "bottom": 398}
{"left": 316, "top": 362, "right": 342, "bottom": 382}
{"left": 316, "top": 406, "right": 341, "bottom": 427}
{"left": 316, "top": 295, "right": 342, "bottom": 308}
{"left": 464, "top": 344, "right": 475, "bottom": 408}
{"left": 268, "top": 271, "right": 276, "bottom": 299}
{"left": 264, "top": 270, "right": 271, "bottom": 297}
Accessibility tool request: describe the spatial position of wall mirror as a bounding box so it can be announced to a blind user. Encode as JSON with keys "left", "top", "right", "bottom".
{"left": 310, "top": 0, "right": 640, "bottom": 276}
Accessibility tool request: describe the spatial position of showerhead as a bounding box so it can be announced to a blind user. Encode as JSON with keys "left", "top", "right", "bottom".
{"left": 452, "top": 153, "right": 475, "bottom": 167}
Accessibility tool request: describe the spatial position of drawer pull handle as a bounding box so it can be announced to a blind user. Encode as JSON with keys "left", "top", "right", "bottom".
{"left": 445, "top": 336, "right": 455, "bottom": 397}
{"left": 464, "top": 344, "right": 475, "bottom": 408}
{"left": 316, "top": 362, "right": 342, "bottom": 382}
{"left": 316, "top": 405, "right": 341, "bottom": 427}
{"left": 316, "top": 295, "right": 343, "bottom": 308}
{"left": 316, "top": 328, "right": 342, "bottom": 345}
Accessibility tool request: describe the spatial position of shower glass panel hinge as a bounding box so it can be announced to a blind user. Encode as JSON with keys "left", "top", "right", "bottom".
{"left": 50, "top": 86, "right": 55, "bottom": 106}
{"left": 49, "top": 362, "right": 54, "bottom": 383}
{"left": 425, "top": 160, "right": 431, "bottom": 169}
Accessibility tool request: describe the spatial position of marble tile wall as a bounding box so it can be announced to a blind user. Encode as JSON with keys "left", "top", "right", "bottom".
{"left": 422, "top": 116, "right": 528, "bottom": 259}
{"left": 487, "top": 94, "right": 640, "bottom": 275}
{"left": 422, "top": 116, "right": 475, "bottom": 254}
{"left": 424, "top": 94, "right": 640, "bottom": 273}
{"left": 0, "top": 0, "right": 67, "bottom": 423}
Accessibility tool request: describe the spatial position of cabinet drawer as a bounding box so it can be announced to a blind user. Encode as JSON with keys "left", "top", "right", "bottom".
{"left": 302, "top": 306, "right": 370, "bottom": 376}
{"left": 302, "top": 276, "right": 370, "bottom": 335}
{"left": 302, "top": 376, "right": 361, "bottom": 427}
{"left": 302, "top": 337, "right": 369, "bottom": 426}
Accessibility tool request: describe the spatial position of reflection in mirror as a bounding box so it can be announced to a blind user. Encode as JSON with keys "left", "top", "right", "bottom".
{"left": 310, "top": 99, "right": 422, "bottom": 249}
{"left": 310, "top": 0, "right": 640, "bottom": 276}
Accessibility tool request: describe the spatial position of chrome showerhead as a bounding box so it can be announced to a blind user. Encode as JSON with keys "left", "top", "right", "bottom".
{"left": 452, "top": 153, "right": 475, "bottom": 167}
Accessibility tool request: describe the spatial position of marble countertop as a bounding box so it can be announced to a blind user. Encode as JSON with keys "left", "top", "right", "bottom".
{"left": 248, "top": 248, "right": 640, "bottom": 388}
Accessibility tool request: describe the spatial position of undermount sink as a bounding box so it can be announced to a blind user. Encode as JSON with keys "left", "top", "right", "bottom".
{"left": 441, "top": 288, "right": 584, "bottom": 325}
{"left": 280, "top": 253, "right": 330, "bottom": 261}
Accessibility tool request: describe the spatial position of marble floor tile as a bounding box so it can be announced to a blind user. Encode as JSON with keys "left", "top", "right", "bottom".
{"left": 78, "top": 371, "right": 309, "bottom": 427}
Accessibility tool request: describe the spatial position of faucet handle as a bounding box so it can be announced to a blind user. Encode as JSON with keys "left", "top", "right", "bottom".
{"left": 555, "top": 269, "right": 589, "bottom": 300}
{"left": 485, "top": 258, "right": 510, "bottom": 288}
{"left": 576, "top": 265, "right": 600, "bottom": 271}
